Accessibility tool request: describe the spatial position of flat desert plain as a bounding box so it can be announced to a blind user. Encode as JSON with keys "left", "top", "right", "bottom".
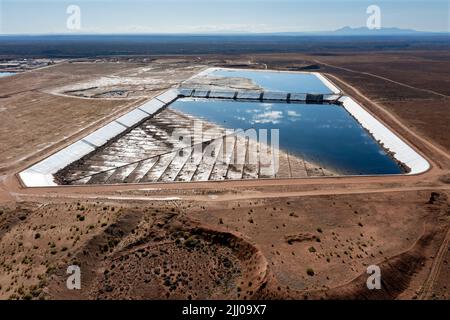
{"left": 0, "top": 52, "right": 449, "bottom": 300}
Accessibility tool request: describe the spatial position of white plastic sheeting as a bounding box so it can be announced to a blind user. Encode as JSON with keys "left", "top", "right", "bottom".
{"left": 83, "top": 122, "right": 127, "bottom": 147}
{"left": 315, "top": 73, "right": 341, "bottom": 94}
{"left": 156, "top": 89, "right": 179, "bottom": 104}
{"left": 339, "top": 96, "right": 430, "bottom": 174}
{"left": 237, "top": 91, "right": 261, "bottom": 100}
{"left": 19, "top": 172, "right": 58, "bottom": 187}
{"left": 178, "top": 88, "right": 194, "bottom": 97}
{"left": 139, "top": 99, "right": 165, "bottom": 115}
{"left": 192, "top": 90, "right": 209, "bottom": 98}
{"left": 115, "top": 109, "right": 148, "bottom": 127}
{"left": 19, "top": 140, "right": 96, "bottom": 187}
{"left": 209, "top": 91, "right": 236, "bottom": 99}
{"left": 263, "top": 92, "right": 288, "bottom": 101}
{"left": 290, "top": 93, "right": 307, "bottom": 101}
{"left": 19, "top": 92, "right": 173, "bottom": 187}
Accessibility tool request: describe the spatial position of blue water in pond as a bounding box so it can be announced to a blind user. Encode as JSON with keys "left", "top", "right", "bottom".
{"left": 171, "top": 98, "right": 402, "bottom": 175}
{"left": 0, "top": 72, "right": 16, "bottom": 78}
{"left": 211, "top": 69, "right": 334, "bottom": 94}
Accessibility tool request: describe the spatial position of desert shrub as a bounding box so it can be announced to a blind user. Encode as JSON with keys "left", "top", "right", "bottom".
{"left": 184, "top": 236, "right": 200, "bottom": 248}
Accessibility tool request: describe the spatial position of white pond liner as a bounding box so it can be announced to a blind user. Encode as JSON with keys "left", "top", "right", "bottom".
{"left": 19, "top": 71, "right": 430, "bottom": 187}
{"left": 339, "top": 96, "right": 430, "bottom": 175}
{"left": 19, "top": 89, "right": 178, "bottom": 187}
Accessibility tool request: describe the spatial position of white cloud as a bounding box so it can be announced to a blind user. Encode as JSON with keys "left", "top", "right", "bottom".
{"left": 252, "top": 110, "right": 283, "bottom": 124}
{"left": 287, "top": 110, "right": 301, "bottom": 117}
{"left": 172, "top": 23, "right": 280, "bottom": 33}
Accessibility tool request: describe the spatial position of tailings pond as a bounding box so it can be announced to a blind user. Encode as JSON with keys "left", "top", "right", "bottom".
{"left": 171, "top": 98, "right": 403, "bottom": 175}
{"left": 209, "top": 69, "right": 335, "bottom": 94}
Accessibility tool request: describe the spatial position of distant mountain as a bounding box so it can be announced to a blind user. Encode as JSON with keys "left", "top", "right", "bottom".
{"left": 227, "top": 26, "right": 444, "bottom": 37}
{"left": 0, "top": 27, "right": 447, "bottom": 38}
{"left": 267, "top": 27, "right": 445, "bottom": 36}
{"left": 331, "top": 26, "right": 439, "bottom": 36}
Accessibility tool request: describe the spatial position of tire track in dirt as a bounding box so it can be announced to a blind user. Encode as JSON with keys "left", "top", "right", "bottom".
{"left": 9, "top": 185, "right": 450, "bottom": 204}
{"left": 417, "top": 228, "right": 450, "bottom": 300}
{"left": 315, "top": 59, "right": 450, "bottom": 99}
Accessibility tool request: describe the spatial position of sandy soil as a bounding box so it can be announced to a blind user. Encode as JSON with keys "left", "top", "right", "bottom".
{"left": 0, "top": 62, "right": 142, "bottom": 171}
{"left": 0, "top": 189, "right": 448, "bottom": 300}
{"left": 0, "top": 53, "right": 449, "bottom": 300}
{"left": 49, "top": 60, "right": 205, "bottom": 99}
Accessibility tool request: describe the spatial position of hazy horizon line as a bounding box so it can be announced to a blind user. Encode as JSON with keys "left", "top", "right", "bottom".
{"left": 1, "top": 28, "right": 449, "bottom": 37}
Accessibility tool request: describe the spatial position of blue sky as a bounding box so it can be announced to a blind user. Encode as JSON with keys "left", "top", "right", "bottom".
{"left": 0, "top": 0, "right": 448, "bottom": 34}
